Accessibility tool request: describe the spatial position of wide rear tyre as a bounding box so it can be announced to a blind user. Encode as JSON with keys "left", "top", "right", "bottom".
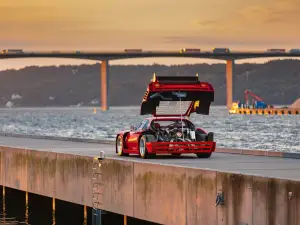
{"left": 139, "top": 135, "right": 155, "bottom": 159}
{"left": 196, "top": 152, "right": 212, "bottom": 158}
{"left": 116, "top": 135, "right": 129, "bottom": 156}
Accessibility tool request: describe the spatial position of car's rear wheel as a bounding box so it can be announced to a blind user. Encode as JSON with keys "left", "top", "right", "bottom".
{"left": 196, "top": 152, "right": 212, "bottom": 158}
{"left": 139, "top": 135, "right": 155, "bottom": 159}
{"left": 116, "top": 135, "right": 129, "bottom": 156}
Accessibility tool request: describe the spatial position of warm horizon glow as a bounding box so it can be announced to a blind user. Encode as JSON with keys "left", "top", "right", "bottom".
{"left": 1, "top": 0, "right": 300, "bottom": 70}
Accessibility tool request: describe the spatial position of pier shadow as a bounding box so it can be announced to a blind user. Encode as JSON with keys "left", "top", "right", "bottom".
{"left": 0, "top": 186, "right": 86, "bottom": 225}
{"left": 1, "top": 186, "right": 161, "bottom": 225}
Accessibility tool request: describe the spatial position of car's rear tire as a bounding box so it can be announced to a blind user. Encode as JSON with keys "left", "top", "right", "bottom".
{"left": 116, "top": 135, "right": 129, "bottom": 156}
{"left": 139, "top": 135, "right": 155, "bottom": 159}
{"left": 196, "top": 152, "right": 212, "bottom": 158}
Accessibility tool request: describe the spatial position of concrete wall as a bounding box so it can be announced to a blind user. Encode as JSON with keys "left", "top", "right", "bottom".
{"left": 1, "top": 145, "right": 300, "bottom": 225}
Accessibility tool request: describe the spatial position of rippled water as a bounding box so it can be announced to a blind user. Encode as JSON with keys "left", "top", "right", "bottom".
{"left": 0, "top": 106, "right": 299, "bottom": 152}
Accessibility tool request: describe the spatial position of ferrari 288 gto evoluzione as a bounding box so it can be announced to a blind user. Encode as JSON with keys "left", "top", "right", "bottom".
{"left": 116, "top": 74, "right": 216, "bottom": 159}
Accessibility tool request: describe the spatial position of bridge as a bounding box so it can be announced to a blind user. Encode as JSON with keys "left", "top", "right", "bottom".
{"left": 1, "top": 50, "right": 300, "bottom": 111}
{"left": 0, "top": 134, "right": 300, "bottom": 225}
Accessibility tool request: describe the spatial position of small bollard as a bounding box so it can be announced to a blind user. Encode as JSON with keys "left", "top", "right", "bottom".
{"left": 99, "top": 151, "right": 105, "bottom": 160}
{"left": 98, "top": 151, "right": 105, "bottom": 168}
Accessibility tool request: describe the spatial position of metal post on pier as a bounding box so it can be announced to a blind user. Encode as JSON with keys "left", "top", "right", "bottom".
{"left": 92, "top": 151, "right": 105, "bottom": 225}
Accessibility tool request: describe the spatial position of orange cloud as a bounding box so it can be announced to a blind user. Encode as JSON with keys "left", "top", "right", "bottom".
{"left": 191, "top": 0, "right": 300, "bottom": 47}
{"left": 1, "top": 0, "right": 300, "bottom": 51}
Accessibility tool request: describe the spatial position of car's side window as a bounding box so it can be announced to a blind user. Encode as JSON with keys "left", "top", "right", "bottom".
{"left": 141, "top": 120, "right": 149, "bottom": 130}
{"left": 137, "top": 119, "right": 148, "bottom": 130}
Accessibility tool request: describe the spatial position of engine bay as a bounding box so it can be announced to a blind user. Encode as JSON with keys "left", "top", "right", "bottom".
{"left": 149, "top": 120, "right": 200, "bottom": 142}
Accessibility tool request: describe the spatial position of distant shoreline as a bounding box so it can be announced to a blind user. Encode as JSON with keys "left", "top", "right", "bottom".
{"left": 1, "top": 60, "right": 299, "bottom": 107}
{"left": 0, "top": 105, "right": 291, "bottom": 109}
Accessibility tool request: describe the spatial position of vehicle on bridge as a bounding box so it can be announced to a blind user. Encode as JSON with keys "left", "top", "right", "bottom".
{"left": 124, "top": 49, "right": 143, "bottom": 52}
{"left": 266, "top": 49, "right": 286, "bottom": 53}
{"left": 213, "top": 48, "right": 230, "bottom": 53}
{"left": 290, "top": 49, "right": 300, "bottom": 53}
{"left": 116, "top": 74, "right": 216, "bottom": 159}
{"left": 1, "top": 49, "right": 23, "bottom": 54}
{"left": 180, "top": 48, "right": 201, "bottom": 53}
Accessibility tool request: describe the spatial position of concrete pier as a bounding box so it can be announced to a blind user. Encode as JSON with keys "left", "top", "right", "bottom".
{"left": 0, "top": 136, "right": 300, "bottom": 225}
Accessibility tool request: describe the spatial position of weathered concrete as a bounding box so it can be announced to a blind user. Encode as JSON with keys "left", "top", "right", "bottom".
{"left": 1, "top": 145, "right": 300, "bottom": 225}
{"left": 134, "top": 163, "right": 186, "bottom": 225}
{"left": 101, "top": 159, "right": 134, "bottom": 217}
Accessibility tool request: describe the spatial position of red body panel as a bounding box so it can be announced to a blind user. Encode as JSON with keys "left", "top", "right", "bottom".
{"left": 146, "top": 141, "right": 216, "bottom": 154}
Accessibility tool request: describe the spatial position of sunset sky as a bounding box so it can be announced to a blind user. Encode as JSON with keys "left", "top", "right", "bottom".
{"left": 1, "top": 0, "right": 300, "bottom": 70}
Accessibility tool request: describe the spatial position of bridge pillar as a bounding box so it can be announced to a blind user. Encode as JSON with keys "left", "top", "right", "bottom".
{"left": 226, "top": 59, "right": 235, "bottom": 109}
{"left": 100, "top": 60, "right": 110, "bottom": 111}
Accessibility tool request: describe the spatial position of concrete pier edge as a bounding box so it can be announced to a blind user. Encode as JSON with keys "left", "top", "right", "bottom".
{"left": 0, "top": 132, "right": 299, "bottom": 159}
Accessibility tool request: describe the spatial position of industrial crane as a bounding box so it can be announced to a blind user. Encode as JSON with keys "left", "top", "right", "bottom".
{"left": 244, "top": 89, "right": 273, "bottom": 109}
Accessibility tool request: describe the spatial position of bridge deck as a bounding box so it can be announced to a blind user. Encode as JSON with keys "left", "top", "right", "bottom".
{"left": 1, "top": 136, "right": 300, "bottom": 181}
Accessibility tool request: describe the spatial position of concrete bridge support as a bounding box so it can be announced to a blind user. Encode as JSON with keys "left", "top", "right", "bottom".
{"left": 226, "top": 59, "right": 235, "bottom": 109}
{"left": 100, "top": 60, "right": 110, "bottom": 111}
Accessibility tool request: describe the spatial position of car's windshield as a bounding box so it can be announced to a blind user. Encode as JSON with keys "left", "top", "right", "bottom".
{"left": 136, "top": 119, "right": 148, "bottom": 130}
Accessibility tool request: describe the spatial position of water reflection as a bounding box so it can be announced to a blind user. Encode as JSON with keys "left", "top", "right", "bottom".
{"left": 1, "top": 186, "right": 160, "bottom": 225}
{"left": 1, "top": 186, "right": 88, "bottom": 225}
{"left": 1, "top": 186, "right": 24, "bottom": 225}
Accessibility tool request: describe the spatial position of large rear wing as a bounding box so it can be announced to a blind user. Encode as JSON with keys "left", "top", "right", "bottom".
{"left": 140, "top": 74, "right": 214, "bottom": 116}
{"left": 153, "top": 76, "right": 200, "bottom": 84}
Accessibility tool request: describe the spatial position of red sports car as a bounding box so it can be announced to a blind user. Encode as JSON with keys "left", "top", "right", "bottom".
{"left": 116, "top": 74, "right": 216, "bottom": 159}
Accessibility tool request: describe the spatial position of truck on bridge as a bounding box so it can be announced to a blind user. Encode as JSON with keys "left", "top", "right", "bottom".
{"left": 124, "top": 49, "right": 143, "bottom": 52}
{"left": 290, "top": 48, "right": 300, "bottom": 53}
{"left": 212, "top": 48, "right": 230, "bottom": 53}
{"left": 180, "top": 48, "right": 201, "bottom": 53}
{"left": 2, "top": 49, "right": 23, "bottom": 54}
{"left": 266, "top": 49, "right": 286, "bottom": 53}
